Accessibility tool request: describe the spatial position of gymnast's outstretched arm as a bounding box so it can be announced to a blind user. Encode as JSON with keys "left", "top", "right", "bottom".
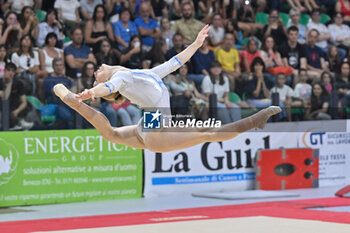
{"left": 175, "top": 24, "right": 210, "bottom": 66}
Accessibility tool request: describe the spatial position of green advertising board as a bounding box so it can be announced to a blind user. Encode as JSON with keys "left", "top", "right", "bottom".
{"left": 0, "top": 130, "right": 143, "bottom": 207}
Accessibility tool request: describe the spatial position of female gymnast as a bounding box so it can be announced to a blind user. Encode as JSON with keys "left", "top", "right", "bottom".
{"left": 54, "top": 25, "right": 281, "bottom": 152}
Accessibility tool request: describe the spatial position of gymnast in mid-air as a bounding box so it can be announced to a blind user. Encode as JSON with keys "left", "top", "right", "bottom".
{"left": 54, "top": 25, "right": 281, "bottom": 152}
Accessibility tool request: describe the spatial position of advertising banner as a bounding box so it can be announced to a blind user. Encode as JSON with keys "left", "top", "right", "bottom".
{"left": 0, "top": 130, "right": 143, "bottom": 207}
{"left": 297, "top": 120, "right": 350, "bottom": 187}
{"left": 144, "top": 130, "right": 298, "bottom": 197}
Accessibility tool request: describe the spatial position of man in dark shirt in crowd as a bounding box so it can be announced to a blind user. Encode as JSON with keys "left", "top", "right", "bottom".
{"left": 0, "top": 62, "right": 32, "bottom": 130}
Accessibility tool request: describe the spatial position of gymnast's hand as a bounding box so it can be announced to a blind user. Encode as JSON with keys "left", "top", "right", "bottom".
{"left": 194, "top": 24, "right": 210, "bottom": 47}
{"left": 78, "top": 89, "right": 96, "bottom": 101}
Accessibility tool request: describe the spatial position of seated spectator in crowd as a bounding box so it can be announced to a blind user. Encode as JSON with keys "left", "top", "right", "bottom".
{"left": 225, "top": 18, "right": 244, "bottom": 49}
{"left": 293, "top": 68, "right": 312, "bottom": 109}
{"left": 104, "top": 0, "right": 131, "bottom": 18}
{"left": 80, "top": 0, "right": 103, "bottom": 21}
{"left": 305, "top": 29, "right": 329, "bottom": 80}
{"left": 165, "top": 33, "right": 184, "bottom": 60}
{"left": 327, "top": 45, "right": 342, "bottom": 74}
{"left": 193, "top": 37, "right": 214, "bottom": 76}
{"left": 11, "top": 34, "right": 41, "bottom": 95}
{"left": 172, "top": 1, "right": 204, "bottom": 45}
{"left": 3, "top": 0, "right": 41, "bottom": 14}
{"left": 0, "top": 11, "right": 23, "bottom": 54}
{"left": 95, "top": 38, "right": 126, "bottom": 66}
{"left": 320, "top": 71, "right": 334, "bottom": 95}
{"left": 64, "top": 27, "right": 96, "bottom": 78}
{"left": 144, "top": 38, "right": 167, "bottom": 68}
{"left": 0, "top": 45, "right": 9, "bottom": 78}
{"left": 113, "top": 8, "right": 138, "bottom": 51}
{"left": 263, "top": 9, "right": 287, "bottom": 43}
{"left": 43, "top": 57, "right": 75, "bottom": 128}
{"left": 38, "top": 32, "right": 64, "bottom": 101}
{"left": 286, "top": 0, "right": 307, "bottom": 12}
{"left": 19, "top": 6, "right": 38, "bottom": 43}
{"left": 335, "top": 0, "right": 350, "bottom": 26}
{"left": 287, "top": 0, "right": 319, "bottom": 13}
{"left": 243, "top": 57, "right": 275, "bottom": 109}
{"left": 134, "top": 2, "right": 162, "bottom": 52}
{"left": 270, "top": 73, "right": 295, "bottom": 121}
{"left": 307, "top": 9, "right": 331, "bottom": 53}
{"left": 208, "top": 13, "right": 225, "bottom": 47}
{"left": 287, "top": 8, "right": 306, "bottom": 43}
{"left": 335, "top": 61, "right": 350, "bottom": 107}
{"left": 121, "top": 35, "right": 144, "bottom": 69}
{"left": 305, "top": 82, "right": 332, "bottom": 120}
{"left": 150, "top": 0, "right": 168, "bottom": 19}
{"left": 260, "top": 36, "right": 284, "bottom": 71}
{"left": 279, "top": 26, "right": 307, "bottom": 78}
{"left": 54, "top": 0, "right": 81, "bottom": 34}
{"left": 111, "top": 100, "right": 142, "bottom": 126}
{"left": 166, "top": 63, "right": 208, "bottom": 120}
{"left": 201, "top": 61, "right": 241, "bottom": 124}
{"left": 0, "top": 62, "right": 33, "bottom": 130}
{"left": 328, "top": 12, "right": 350, "bottom": 53}
{"left": 85, "top": 4, "right": 115, "bottom": 53}
{"left": 215, "top": 33, "right": 241, "bottom": 91}
{"left": 160, "top": 17, "right": 175, "bottom": 50}
{"left": 36, "top": 8, "right": 64, "bottom": 48}
{"left": 241, "top": 36, "right": 261, "bottom": 73}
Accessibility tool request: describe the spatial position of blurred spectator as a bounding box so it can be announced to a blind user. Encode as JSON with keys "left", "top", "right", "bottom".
{"left": 150, "top": 0, "right": 168, "bottom": 19}
{"left": 64, "top": 27, "right": 96, "bottom": 78}
{"left": 193, "top": 37, "right": 214, "bottom": 76}
{"left": 80, "top": 0, "right": 103, "bottom": 21}
{"left": 95, "top": 38, "right": 126, "bottom": 66}
{"left": 270, "top": 73, "right": 295, "bottom": 121}
{"left": 260, "top": 36, "right": 284, "bottom": 71}
{"left": 305, "top": 29, "right": 329, "bottom": 80}
{"left": 286, "top": 0, "right": 307, "bottom": 12}
{"left": 320, "top": 71, "right": 334, "bottom": 94}
{"left": 11, "top": 34, "right": 40, "bottom": 95}
{"left": 327, "top": 45, "right": 341, "bottom": 73}
{"left": 134, "top": 2, "right": 162, "bottom": 52}
{"left": 287, "top": 8, "right": 306, "bottom": 43}
{"left": 302, "top": 0, "right": 320, "bottom": 13}
{"left": 279, "top": 26, "right": 307, "bottom": 77}
{"left": 305, "top": 82, "right": 331, "bottom": 120}
{"left": 234, "top": 1, "right": 264, "bottom": 38}
{"left": 224, "top": 18, "right": 244, "bottom": 49}
{"left": 165, "top": 33, "right": 184, "bottom": 60}
{"left": 293, "top": 68, "right": 312, "bottom": 106}
{"left": 43, "top": 57, "right": 75, "bottom": 128}
{"left": 335, "top": 61, "right": 350, "bottom": 107}
{"left": 328, "top": 12, "right": 350, "bottom": 53}
{"left": 36, "top": 8, "right": 64, "bottom": 48}
{"left": 38, "top": 32, "right": 64, "bottom": 100}
{"left": 263, "top": 9, "right": 287, "bottom": 43}
{"left": 121, "top": 35, "right": 144, "bottom": 69}
{"left": 335, "top": 0, "right": 350, "bottom": 26}
{"left": 19, "top": 6, "right": 38, "bottom": 42}
{"left": 104, "top": 0, "right": 130, "bottom": 18}
{"left": 160, "top": 17, "right": 174, "bottom": 50}
{"left": 85, "top": 4, "right": 115, "bottom": 53}
{"left": 111, "top": 100, "right": 141, "bottom": 126}
{"left": 0, "top": 11, "right": 22, "bottom": 54}
{"left": 3, "top": 0, "right": 41, "bottom": 14}
{"left": 208, "top": 13, "right": 225, "bottom": 47}
{"left": 215, "top": 33, "right": 241, "bottom": 91}
{"left": 306, "top": 9, "right": 331, "bottom": 52}
{"left": 241, "top": 36, "right": 261, "bottom": 73}
{"left": 172, "top": 1, "right": 204, "bottom": 45}
{"left": 144, "top": 38, "right": 167, "bottom": 68}
{"left": 243, "top": 57, "right": 274, "bottom": 109}
{"left": 201, "top": 61, "right": 241, "bottom": 124}
{"left": 0, "top": 44, "right": 8, "bottom": 78}
{"left": 0, "top": 62, "right": 33, "bottom": 130}
{"left": 54, "top": 0, "right": 81, "bottom": 35}
{"left": 113, "top": 8, "right": 138, "bottom": 51}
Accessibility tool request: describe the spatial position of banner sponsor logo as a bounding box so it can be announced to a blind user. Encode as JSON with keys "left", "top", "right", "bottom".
{"left": 0, "top": 138, "right": 19, "bottom": 185}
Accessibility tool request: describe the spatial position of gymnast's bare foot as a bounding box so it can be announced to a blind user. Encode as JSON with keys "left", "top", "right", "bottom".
{"left": 252, "top": 106, "right": 282, "bottom": 129}
{"left": 53, "top": 84, "right": 80, "bottom": 108}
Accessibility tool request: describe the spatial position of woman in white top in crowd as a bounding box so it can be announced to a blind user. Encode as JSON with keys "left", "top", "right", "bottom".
{"left": 53, "top": 25, "right": 281, "bottom": 152}
{"left": 37, "top": 8, "right": 65, "bottom": 48}
{"left": 39, "top": 32, "right": 64, "bottom": 76}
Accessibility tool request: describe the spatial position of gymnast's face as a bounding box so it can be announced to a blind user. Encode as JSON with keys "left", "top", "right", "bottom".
{"left": 94, "top": 64, "right": 110, "bottom": 84}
